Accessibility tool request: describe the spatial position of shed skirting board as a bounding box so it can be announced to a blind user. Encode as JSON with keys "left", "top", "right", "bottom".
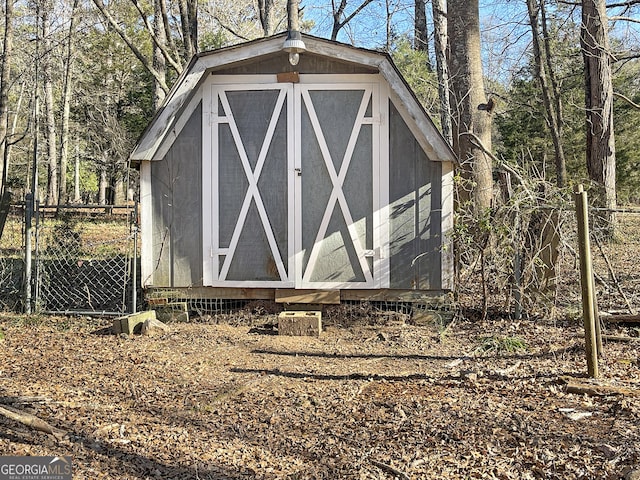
{"left": 144, "top": 286, "right": 451, "bottom": 303}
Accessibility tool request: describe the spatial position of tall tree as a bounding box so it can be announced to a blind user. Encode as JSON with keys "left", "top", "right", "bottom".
{"left": 581, "top": 0, "right": 616, "bottom": 230}
{"left": 448, "top": 0, "right": 493, "bottom": 210}
{"left": 414, "top": 0, "right": 429, "bottom": 56}
{"left": 179, "top": 0, "right": 198, "bottom": 56}
{"left": 91, "top": 0, "right": 197, "bottom": 105}
{"left": 526, "top": 0, "right": 567, "bottom": 187}
{"left": 153, "top": 0, "right": 167, "bottom": 108}
{"left": 0, "top": 0, "right": 15, "bottom": 193}
{"left": 258, "top": 0, "right": 276, "bottom": 36}
{"left": 432, "top": 0, "right": 451, "bottom": 144}
{"left": 42, "top": 0, "right": 58, "bottom": 205}
{"left": 59, "top": 0, "right": 80, "bottom": 203}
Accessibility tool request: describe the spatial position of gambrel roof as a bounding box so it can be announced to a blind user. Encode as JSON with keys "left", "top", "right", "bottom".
{"left": 130, "top": 33, "right": 456, "bottom": 165}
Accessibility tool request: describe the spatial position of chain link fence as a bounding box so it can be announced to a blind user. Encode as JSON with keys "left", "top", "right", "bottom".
{"left": 0, "top": 205, "right": 138, "bottom": 316}
{"left": 1, "top": 199, "right": 638, "bottom": 324}
{"left": 0, "top": 209, "right": 25, "bottom": 311}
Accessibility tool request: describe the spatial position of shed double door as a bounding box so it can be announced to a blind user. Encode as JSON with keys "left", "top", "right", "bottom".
{"left": 204, "top": 76, "right": 386, "bottom": 289}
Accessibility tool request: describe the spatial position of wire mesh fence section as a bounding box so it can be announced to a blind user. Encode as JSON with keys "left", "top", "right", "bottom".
{"left": 35, "top": 215, "right": 135, "bottom": 315}
{"left": 588, "top": 213, "right": 640, "bottom": 314}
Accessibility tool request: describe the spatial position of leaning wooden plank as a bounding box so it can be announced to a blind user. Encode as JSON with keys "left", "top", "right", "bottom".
{"left": 0, "top": 404, "right": 66, "bottom": 439}
{"left": 578, "top": 333, "right": 640, "bottom": 343}
{"left": 565, "top": 381, "right": 639, "bottom": 397}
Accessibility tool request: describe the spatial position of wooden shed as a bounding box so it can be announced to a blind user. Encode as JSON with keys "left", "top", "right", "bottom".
{"left": 130, "top": 33, "right": 456, "bottom": 304}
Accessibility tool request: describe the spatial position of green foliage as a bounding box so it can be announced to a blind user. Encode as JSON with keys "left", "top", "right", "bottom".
{"left": 494, "top": 60, "right": 587, "bottom": 188}
{"left": 45, "top": 217, "right": 83, "bottom": 257}
{"left": 200, "top": 30, "right": 229, "bottom": 51}
{"left": 613, "top": 61, "right": 640, "bottom": 204}
{"left": 495, "top": 14, "right": 640, "bottom": 203}
{"left": 474, "top": 335, "right": 528, "bottom": 355}
{"left": 64, "top": 160, "right": 99, "bottom": 200}
{"left": 389, "top": 37, "right": 439, "bottom": 119}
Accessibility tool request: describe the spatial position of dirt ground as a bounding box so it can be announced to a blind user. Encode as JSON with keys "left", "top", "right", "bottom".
{"left": 0, "top": 310, "right": 638, "bottom": 480}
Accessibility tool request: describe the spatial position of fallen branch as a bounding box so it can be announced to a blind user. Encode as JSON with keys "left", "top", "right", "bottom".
{"left": 601, "top": 313, "right": 640, "bottom": 324}
{"left": 578, "top": 333, "right": 639, "bottom": 343}
{"left": 0, "top": 396, "right": 50, "bottom": 405}
{"left": 564, "top": 380, "right": 639, "bottom": 397}
{"left": 371, "top": 460, "right": 411, "bottom": 480}
{"left": 0, "top": 404, "right": 66, "bottom": 440}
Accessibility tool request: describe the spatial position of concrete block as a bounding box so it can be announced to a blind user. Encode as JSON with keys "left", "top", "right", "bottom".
{"left": 153, "top": 302, "right": 189, "bottom": 323}
{"left": 141, "top": 317, "right": 171, "bottom": 336}
{"left": 278, "top": 311, "right": 322, "bottom": 336}
{"left": 113, "top": 310, "right": 156, "bottom": 335}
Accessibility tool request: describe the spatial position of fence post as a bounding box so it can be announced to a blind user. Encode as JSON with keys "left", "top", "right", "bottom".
{"left": 574, "top": 184, "right": 599, "bottom": 378}
{"left": 513, "top": 208, "right": 523, "bottom": 320}
{"left": 24, "top": 194, "right": 33, "bottom": 314}
{"left": 131, "top": 200, "right": 138, "bottom": 314}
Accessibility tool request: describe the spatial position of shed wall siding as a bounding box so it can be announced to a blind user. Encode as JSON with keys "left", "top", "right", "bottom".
{"left": 389, "top": 101, "right": 442, "bottom": 290}
{"left": 151, "top": 103, "right": 203, "bottom": 287}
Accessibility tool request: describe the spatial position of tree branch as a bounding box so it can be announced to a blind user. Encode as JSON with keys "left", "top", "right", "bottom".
{"left": 609, "top": 15, "right": 640, "bottom": 23}
{"left": 0, "top": 404, "right": 66, "bottom": 440}
{"left": 213, "top": 16, "right": 250, "bottom": 41}
{"left": 129, "top": 0, "right": 183, "bottom": 72}
{"left": 604, "top": 0, "right": 640, "bottom": 7}
{"left": 614, "top": 91, "right": 640, "bottom": 109}
{"left": 90, "top": 0, "right": 170, "bottom": 94}
{"left": 459, "top": 131, "right": 536, "bottom": 202}
{"left": 339, "top": 0, "right": 375, "bottom": 31}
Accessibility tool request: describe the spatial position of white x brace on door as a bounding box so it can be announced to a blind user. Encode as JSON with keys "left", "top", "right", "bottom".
{"left": 203, "top": 75, "right": 389, "bottom": 289}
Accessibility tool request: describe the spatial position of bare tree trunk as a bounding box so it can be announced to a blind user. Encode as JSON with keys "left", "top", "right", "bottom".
{"left": 59, "top": 0, "right": 79, "bottom": 204}
{"left": 527, "top": 0, "right": 567, "bottom": 188}
{"left": 178, "top": 0, "right": 198, "bottom": 58}
{"left": 540, "top": 0, "right": 564, "bottom": 154}
{"left": 448, "top": 0, "right": 493, "bottom": 210}
{"left": 414, "top": 0, "right": 430, "bottom": 62}
{"left": 42, "top": 2, "right": 58, "bottom": 206}
{"left": 258, "top": 0, "right": 275, "bottom": 36}
{"left": 73, "top": 143, "right": 81, "bottom": 203}
{"left": 581, "top": 0, "right": 616, "bottom": 233}
{"left": 0, "top": 0, "right": 15, "bottom": 194}
{"left": 432, "top": 0, "right": 452, "bottom": 144}
{"left": 98, "top": 165, "right": 107, "bottom": 205}
{"left": 153, "top": 0, "right": 167, "bottom": 108}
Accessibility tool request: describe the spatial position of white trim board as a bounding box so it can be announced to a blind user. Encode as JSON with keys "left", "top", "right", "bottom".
{"left": 139, "top": 161, "right": 154, "bottom": 287}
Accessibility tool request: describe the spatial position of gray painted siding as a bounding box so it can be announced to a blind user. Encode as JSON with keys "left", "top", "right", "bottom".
{"left": 211, "top": 52, "right": 378, "bottom": 75}
{"left": 151, "top": 103, "right": 203, "bottom": 287}
{"left": 389, "top": 101, "right": 442, "bottom": 289}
